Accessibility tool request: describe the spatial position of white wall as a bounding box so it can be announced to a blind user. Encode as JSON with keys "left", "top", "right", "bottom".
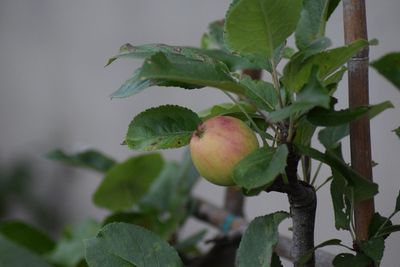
{"left": 0, "top": 0, "right": 399, "bottom": 266}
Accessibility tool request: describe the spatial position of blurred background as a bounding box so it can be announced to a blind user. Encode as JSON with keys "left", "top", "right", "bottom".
{"left": 0, "top": 0, "right": 399, "bottom": 266}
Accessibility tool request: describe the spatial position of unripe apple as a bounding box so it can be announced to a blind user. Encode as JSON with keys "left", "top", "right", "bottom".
{"left": 189, "top": 116, "right": 259, "bottom": 186}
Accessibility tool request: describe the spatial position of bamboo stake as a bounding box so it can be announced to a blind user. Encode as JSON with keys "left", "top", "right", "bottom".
{"left": 343, "top": 0, "right": 375, "bottom": 241}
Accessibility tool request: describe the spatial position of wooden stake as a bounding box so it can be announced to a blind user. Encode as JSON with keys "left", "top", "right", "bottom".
{"left": 343, "top": 0, "right": 375, "bottom": 241}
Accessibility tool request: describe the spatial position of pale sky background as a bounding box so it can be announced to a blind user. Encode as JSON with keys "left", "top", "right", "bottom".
{"left": 0, "top": 0, "right": 399, "bottom": 266}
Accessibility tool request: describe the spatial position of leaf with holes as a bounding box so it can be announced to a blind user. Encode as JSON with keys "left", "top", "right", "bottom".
{"left": 126, "top": 105, "right": 201, "bottom": 151}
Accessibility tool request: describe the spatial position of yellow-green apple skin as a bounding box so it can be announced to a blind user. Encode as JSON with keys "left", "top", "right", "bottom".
{"left": 189, "top": 116, "right": 259, "bottom": 186}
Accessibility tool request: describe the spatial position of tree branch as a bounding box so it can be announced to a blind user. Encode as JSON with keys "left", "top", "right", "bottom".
{"left": 191, "top": 197, "right": 331, "bottom": 267}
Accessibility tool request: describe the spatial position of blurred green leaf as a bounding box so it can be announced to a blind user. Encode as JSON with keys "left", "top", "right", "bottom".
{"left": 47, "top": 149, "right": 115, "bottom": 173}
{"left": 393, "top": 126, "right": 400, "bottom": 139}
{"left": 236, "top": 212, "right": 289, "bottom": 267}
{"left": 359, "top": 237, "right": 385, "bottom": 266}
{"left": 293, "top": 117, "right": 317, "bottom": 146}
{"left": 299, "top": 239, "right": 342, "bottom": 266}
{"left": 174, "top": 230, "right": 207, "bottom": 254}
{"left": 48, "top": 219, "right": 100, "bottom": 267}
{"left": 93, "top": 153, "right": 164, "bottom": 211}
{"left": 271, "top": 252, "right": 284, "bottom": 267}
{"left": 225, "top": 0, "right": 301, "bottom": 58}
{"left": 233, "top": 145, "right": 288, "bottom": 191}
{"left": 0, "top": 221, "right": 54, "bottom": 256}
{"left": 85, "top": 223, "right": 183, "bottom": 267}
{"left": 395, "top": 189, "right": 400, "bottom": 213}
{"left": 371, "top": 52, "right": 400, "bottom": 90}
{"left": 307, "top": 101, "right": 394, "bottom": 126}
{"left": 326, "top": 0, "right": 341, "bottom": 19}
{"left": 330, "top": 174, "right": 351, "bottom": 230}
{"left": 126, "top": 105, "right": 201, "bottom": 151}
{"left": 332, "top": 253, "right": 371, "bottom": 267}
{"left": 0, "top": 235, "right": 52, "bottom": 267}
{"left": 318, "top": 124, "right": 349, "bottom": 149}
{"left": 368, "top": 213, "right": 393, "bottom": 239}
{"left": 295, "top": 0, "right": 330, "bottom": 50}
{"left": 207, "top": 20, "right": 226, "bottom": 50}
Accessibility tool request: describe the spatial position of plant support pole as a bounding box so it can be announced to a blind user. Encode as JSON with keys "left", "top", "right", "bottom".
{"left": 343, "top": 0, "right": 375, "bottom": 241}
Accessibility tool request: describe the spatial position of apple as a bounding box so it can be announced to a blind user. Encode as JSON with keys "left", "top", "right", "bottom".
{"left": 189, "top": 115, "right": 259, "bottom": 186}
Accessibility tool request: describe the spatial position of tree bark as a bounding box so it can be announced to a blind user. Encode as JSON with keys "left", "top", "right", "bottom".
{"left": 266, "top": 145, "right": 317, "bottom": 267}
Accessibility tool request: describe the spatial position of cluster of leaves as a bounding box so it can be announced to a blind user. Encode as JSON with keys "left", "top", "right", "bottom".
{"left": 99, "top": 0, "right": 399, "bottom": 264}
{"left": 1, "top": 0, "right": 400, "bottom": 266}
{"left": 0, "top": 149, "right": 204, "bottom": 267}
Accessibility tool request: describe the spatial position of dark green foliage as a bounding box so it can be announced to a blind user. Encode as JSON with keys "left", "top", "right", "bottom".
{"left": 236, "top": 212, "right": 289, "bottom": 267}
{"left": 47, "top": 149, "right": 115, "bottom": 173}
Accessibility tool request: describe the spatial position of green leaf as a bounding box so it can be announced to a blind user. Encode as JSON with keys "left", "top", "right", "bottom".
{"left": 318, "top": 124, "right": 349, "bottom": 149}
{"left": 0, "top": 221, "right": 55, "bottom": 256}
{"left": 93, "top": 153, "right": 164, "bottom": 211}
{"left": 236, "top": 212, "right": 289, "bottom": 267}
{"left": 271, "top": 252, "right": 283, "bottom": 267}
{"left": 326, "top": 0, "right": 341, "bottom": 19}
{"left": 49, "top": 219, "right": 100, "bottom": 267}
{"left": 85, "top": 222, "right": 183, "bottom": 267}
{"left": 126, "top": 105, "right": 201, "bottom": 151}
{"left": 324, "top": 67, "right": 347, "bottom": 87}
{"left": 299, "top": 239, "right": 342, "bottom": 266}
{"left": 379, "top": 225, "right": 400, "bottom": 237}
{"left": 107, "top": 43, "right": 218, "bottom": 66}
{"left": 330, "top": 174, "right": 351, "bottom": 230}
{"left": 174, "top": 230, "right": 207, "bottom": 253}
{"left": 47, "top": 149, "right": 115, "bottom": 173}
{"left": 371, "top": 52, "right": 400, "bottom": 90}
{"left": 198, "top": 102, "right": 257, "bottom": 120}
{"left": 359, "top": 237, "right": 385, "bottom": 265}
{"left": 368, "top": 213, "right": 393, "bottom": 239}
{"left": 0, "top": 235, "right": 52, "bottom": 267}
{"left": 295, "top": 0, "right": 330, "bottom": 50}
{"left": 332, "top": 253, "right": 372, "bottom": 267}
{"left": 393, "top": 126, "right": 400, "bottom": 139}
{"left": 139, "top": 52, "right": 245, "bottom": 94}
{"left": 241, "top": 76, "right": 278, "bottom": 112}
{"left": 296, "top": 145, "right": 378, "bottom": 201}
{"left": 198, "top": 102, "right": 269, "bottom": 134}
{"left": 224, "top": 0, "right": 302, "bottom": 58}
{"left": 283, "top": 39, "right": 368, "bottom": 92}
{"left": 395, "top": 189, "right": 400, "bottom": 213}
{"left": 307, "top": 101, "right": 394, "bottom": 126}
{"left": 233, "top": 145, "right": 288, "bottom": 191}
{"left": 269, "top": 68, "right": 330, "bottom": 122}
{"left": 293, "top": 117, "right": 317, "bottom": 146}
{"left": 207, "top": 20, "right": 226, "bottom": 50}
